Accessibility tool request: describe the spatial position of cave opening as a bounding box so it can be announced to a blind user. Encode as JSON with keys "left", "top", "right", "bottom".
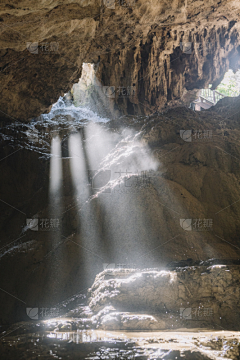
{"left": 190, "top": 69, "right": 240, "bottom": 111}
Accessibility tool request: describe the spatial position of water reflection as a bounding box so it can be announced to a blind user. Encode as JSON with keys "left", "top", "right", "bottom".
{"left": 47, "top": 329, "right": 127, "bottom": 343}
{"left": 2, "top": 327, "right": 240, "bottom": 359}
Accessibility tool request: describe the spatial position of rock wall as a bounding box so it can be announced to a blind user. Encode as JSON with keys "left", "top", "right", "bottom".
{"left": 96, "top": 21, "right": 240, "bottom": 115}
{"left": 1, "top": 0, "right": 240, "bottom": 120}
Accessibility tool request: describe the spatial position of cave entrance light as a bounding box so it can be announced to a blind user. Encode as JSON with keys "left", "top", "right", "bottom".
{"left": 190, "top": 69, "right": 240, "bottom": 111}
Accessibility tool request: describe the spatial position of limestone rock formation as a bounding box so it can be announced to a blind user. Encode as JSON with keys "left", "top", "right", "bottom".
{"left": 1, "top": 0, "right": 240, "bottom": 121}
{"left": 65, "top": 266, "right": 240, "bottom": 330}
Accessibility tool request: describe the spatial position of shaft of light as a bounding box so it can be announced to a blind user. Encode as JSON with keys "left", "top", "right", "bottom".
{"left": 49, "top": 135, "right": 62, "bottom": 195}
{"left": 68, "top": 132, "right": 90, "bottom": 199}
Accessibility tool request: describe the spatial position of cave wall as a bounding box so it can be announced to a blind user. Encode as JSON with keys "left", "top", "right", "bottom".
{"left": 95, "top": 2, "right": 240, "bottom": 115}
{"left": 1, "top": 0, "right": 240, "bottom": 121}
{"left": 96, "top": 24, "right": 240, "bottom": 115}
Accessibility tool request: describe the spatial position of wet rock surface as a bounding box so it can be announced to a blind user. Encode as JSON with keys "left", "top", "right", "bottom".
{"left": 64, "top": 266, "right": 240, "bottom": 331}
{"left": 0, "top": 325, "right": 240, "bottom": 359}
{"left": 1, "top": 266, "right": 236, "bottom": 358}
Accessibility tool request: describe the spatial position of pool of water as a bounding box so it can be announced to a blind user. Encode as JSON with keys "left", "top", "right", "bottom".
{"left": 1, "top": 326, "right": 239, "bottom": 359}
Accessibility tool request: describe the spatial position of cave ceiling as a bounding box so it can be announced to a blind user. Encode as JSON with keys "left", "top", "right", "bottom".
{"left": 0, "top": 0, "right": 240, "bottom": 121}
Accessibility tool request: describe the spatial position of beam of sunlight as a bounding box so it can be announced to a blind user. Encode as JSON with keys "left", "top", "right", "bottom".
{"left": 84, "top": 123, "right": 163, "bottom": 268}
{"left": 47, "top": 135, "right": 64, "bottom": 302}
{"left": 84, "top": 122, "right": 216, "bottom": 269}
{"left": 68, "top": 131, "right": 103, "bottom": 277}
{"left": 50, "top": 136, "right": 63, "bottom": 196}
{"left": 68, "top": 132, "right": 90, "bottom": 200}
{"left": 85, "top": 122, "right": 120, "bottom": 170}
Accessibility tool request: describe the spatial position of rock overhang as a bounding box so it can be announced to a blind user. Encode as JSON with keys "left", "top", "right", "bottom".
{"left": 1, "top": 0, "right": 240, "bottom": 121}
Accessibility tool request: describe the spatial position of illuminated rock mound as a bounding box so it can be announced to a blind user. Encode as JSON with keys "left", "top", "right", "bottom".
{"left": 66, "top": 266, "right": 240, "bottom": 331}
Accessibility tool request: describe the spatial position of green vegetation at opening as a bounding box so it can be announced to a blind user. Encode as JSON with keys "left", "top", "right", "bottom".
{"left": 214, "top": 69, "right": 240, "bottom": 97}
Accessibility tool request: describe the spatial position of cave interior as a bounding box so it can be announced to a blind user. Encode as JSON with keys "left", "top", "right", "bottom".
{"left": 1, "top": 0, "right": 240, "bottom": 359}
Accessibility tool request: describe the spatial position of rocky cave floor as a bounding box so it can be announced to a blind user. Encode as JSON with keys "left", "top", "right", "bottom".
{"left": 1, "top": 328, "right": 240, "bottom": 360}
{"left": 1, "top": 266, "right": 240, "bottom": 359}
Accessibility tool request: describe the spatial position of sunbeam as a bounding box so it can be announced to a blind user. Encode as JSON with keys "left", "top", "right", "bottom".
{"left": 68, "top": 132, "right": 89, "bottom": 200}
{"left": 84, "top": 122, "right": 163, "bottom": 268}
{"left": 49, "top": 136, "right": 63, "bottom": 196}
{"left": 68, "top": 131, "right": 104, "bottom": 277}
{"left": 44, "top": 135, "right": 65, "bottom": 303}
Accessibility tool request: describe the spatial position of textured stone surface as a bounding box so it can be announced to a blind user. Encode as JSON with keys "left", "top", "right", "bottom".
{"left": 67, "top": 265, "right": 240, "bottom": 330}
{"left": 1, "top": 0, "right": 240, "bottom": 121}
{"left": 1, "top": 95, "right": 240, "bottom": 324}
